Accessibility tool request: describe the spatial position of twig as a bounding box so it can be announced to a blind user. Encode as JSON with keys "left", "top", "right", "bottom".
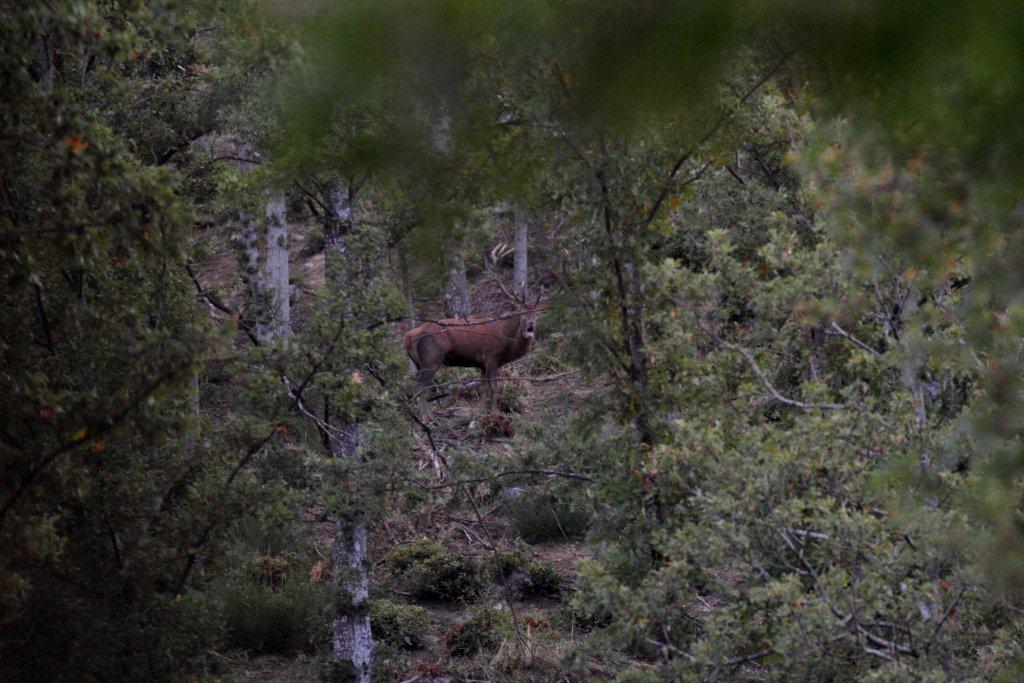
{"left": 924, "top": 585, "right": 968, "bottom": 655}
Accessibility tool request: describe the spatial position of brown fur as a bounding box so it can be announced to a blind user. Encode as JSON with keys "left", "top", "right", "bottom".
{"left": 403, "top": 310, "right": 538, "bottom": 412}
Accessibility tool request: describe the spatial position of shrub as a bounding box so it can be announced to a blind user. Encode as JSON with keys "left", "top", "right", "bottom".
{"left": 509, "top": 494, "right": 590, "bottom": 543}
{"left": 551, "top": 600, "right": 613, "bottom": 633}
{"left": 445, "top": 607, "right": 512, "bottom": 656}
{"left": 485, "top": 546, "right": 563, "bottom": 598}
{"left": 496, "top": 372, "right": 526, "bottom": 413}
{"left": 300, "top": 230, "right": 325, "bottom": 256}
{"left": 222, "top": 576, "right": 323, "bottom": 654}
{"left": 370, "top": 599, "right": 430, "bottom": 650}
{"left": 480, "top": 413, "right": 515, "bottom": 438}
{"left": 522, "top": 561, "right": 563, "bottom": 598}
{"left": 485, "top": 542, "right": 532, "bottom": 580}
{"left": 385, "top": 539, "right": 484, "bottom": 602}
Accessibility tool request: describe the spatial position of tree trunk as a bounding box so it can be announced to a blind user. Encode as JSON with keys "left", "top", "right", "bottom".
{"left": 444, "top": 253, "right": 471, "bottom": 318}
{"left": 263, "top": 191, "right": 291, "bottom": 341}
{"left": 239, "top": 206, "right": 266, "bottom": 337}
{"left": 322, "top": 180, "right": 373, "bottom": 682}
{"left": 324, "top": 183, "right": 353, "bottom": 284}
{"left": 513, "top": 210, "right": 529, "bottom": 299}
{"left": 394, "top": 245, "right": 418, "bottom": 371}
{"left": 327, "top": 425, "right": 372, "bottom": 682}
{"left": 39, "top": 36, "right": 53, "bottom": 97}
{"left": 235, "top": 140, "right": 289, "bottom": 345}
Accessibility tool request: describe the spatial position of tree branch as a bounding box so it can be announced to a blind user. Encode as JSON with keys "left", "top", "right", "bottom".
{"left": 720, "top": 340, "right": 844, "bottom": 410}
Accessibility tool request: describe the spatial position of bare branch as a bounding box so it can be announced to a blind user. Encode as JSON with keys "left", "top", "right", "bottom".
{"left": 828, "top": 321, "right": 881, "bottom": 357}
{"left": 720, "top": 341, "right": 844, "bottom": 410}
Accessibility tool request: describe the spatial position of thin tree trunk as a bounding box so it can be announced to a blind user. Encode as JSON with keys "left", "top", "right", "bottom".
{"left": 444, "top": 253, "right": 471, "bottom": 318}
{"left": 39, "top": 36, "right": 54, "bottom": 97}
{"left": 263, "top": 191, "right": 291, "bottom": 341}
{"left": 239, "top": 209, "right": 269, "bottom": 339}
{"left": 235, "top": 141, "right": 290, "bottom": 345}
{"left": 323, "top": 180, "right": 373, "bottom": 682}
{"left": 513, "top": 210, "right": 529, "bottom": 299}
{"left": 394, "top": 245, "right": 418, "bottom": 371}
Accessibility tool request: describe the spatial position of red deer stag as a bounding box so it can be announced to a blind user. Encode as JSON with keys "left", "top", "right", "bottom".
{"left": 404, "top": 245, "right": 540, "bottom": 413}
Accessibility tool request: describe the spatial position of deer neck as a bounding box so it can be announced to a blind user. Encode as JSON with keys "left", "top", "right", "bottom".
{"left": 506, "top": 313, "right": 530, "bottom": 357}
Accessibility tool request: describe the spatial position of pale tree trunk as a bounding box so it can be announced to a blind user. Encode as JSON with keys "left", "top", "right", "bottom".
{"left": 513, "top": 210, "right": 529, "bottom": 300}
{"left": 235, "top": 141, "right": 290, "bottom": 345}
{"left": 327, "top": 423, "right": 372, "bottom": 682}
{"left": 263, "top": 192, "right": 291, "bottom": 341}
{"left": 444, "top": 253, "right": 471, "bottom": 318}
{"left": 430, "top": 109, "right": 470, "bottom": 319}
{"left": 39, "top": 36, "right": 54, "bottom": 97}
{"left": 240, "top": 203, "right": 290, "bottom": 344}
{"left": 323, "top": 180, "right": 373, "bottom": 682}
{"left": 239, "top": 210, "right": 270, "bottom": 341}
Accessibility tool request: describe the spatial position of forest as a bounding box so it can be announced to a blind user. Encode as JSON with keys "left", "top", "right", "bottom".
{"left": 1, "top": 1, "right": 1022, "bottom": 681}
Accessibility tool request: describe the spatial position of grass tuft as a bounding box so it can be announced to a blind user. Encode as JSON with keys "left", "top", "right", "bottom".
{"left": 508, "top": 494, "right": 590, "bottom": 543}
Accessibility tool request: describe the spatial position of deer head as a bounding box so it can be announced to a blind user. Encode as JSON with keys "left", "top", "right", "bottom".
{"left": 488, "top": 242, "right": 542, "bottom": 337}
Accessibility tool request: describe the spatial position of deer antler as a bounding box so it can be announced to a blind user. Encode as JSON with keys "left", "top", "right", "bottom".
{"left": 487, "top": 242, "right": 525, "bottom": 305}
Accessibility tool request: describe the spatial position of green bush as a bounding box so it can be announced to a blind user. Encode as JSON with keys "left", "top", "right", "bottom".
{"left": 222, "top": 576, "right": 323, "bottom": 654}
{"left": 496, "top": 378, "right": 525, "bottom": 413}
{"left": 369, "top": 599, "right": 430, "bottom": 650}
{"left": 485, "top": 545, "right": 563, "bottom": 598}
{"left": 300, "top": 229, "right": 325, "bottom": 256}
{"left": 552, "top": 600, "right": 613, "bottom": 634}
{"left": 509, "top": 494, "right": 590, "bottom": 543}
{"left": 523, "top": 561, "right": 563, "bottom": 598}
{"left": 385, "top": 539, "right": 484, "bottom": 602}
{"left": 485, "top": 542, "right": 532, "bottom": 580}
{"left": 445, "top": 607, "right": 512, "bottom": 657}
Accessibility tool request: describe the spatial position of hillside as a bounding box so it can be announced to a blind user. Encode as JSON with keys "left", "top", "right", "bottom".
{"left": 2, "top": 3, "right": 1022, "bottom": 682}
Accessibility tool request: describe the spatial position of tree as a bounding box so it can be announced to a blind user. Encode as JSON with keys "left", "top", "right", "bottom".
{"left": 286, "top": 2, "right": 1022, "bottom": 678}
{"left": 443, "top": 253, "right": 472, "bottom": 318}
{"left": 322, "top": 179, "right": 373, "bottom": 681}
{"left": 513, "top": 209, "right": 529, "bottom": 299}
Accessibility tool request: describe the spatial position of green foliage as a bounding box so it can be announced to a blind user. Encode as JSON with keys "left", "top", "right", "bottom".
{"left": 369, "top": 599, "right": 430, "bottom": 650}
{"left": 385, "top": 539, "right": 484, "bottom": 602}
{"left": 496, "top": 379, "right": 526, "bottom": 414}
{"left": 3, "top": 0, "right": 1022, "bottom": 680}
{"left": 222, "top": 576, "right": 324, "bottom": 654}
{"left": 485, "top": 542, "right": 563, "bottom": 598}
{"left": 485, "top": 542, "right": 532, "bottom": 580}
{"left": 509, "top": 494, "right": 591, "bottom": 544}
{"left": 445, "top": 607, "right": 513, "bottom": 657}
{"left": 522, "top": 561, "right": 563, "bottom": 599}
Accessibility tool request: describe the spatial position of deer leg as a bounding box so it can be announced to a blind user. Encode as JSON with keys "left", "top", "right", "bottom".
{"left": 414, "top": 365, "right": 440, "bottom": 414}
{"left": 483, "top": 362, "right": 499, "bottom": 413}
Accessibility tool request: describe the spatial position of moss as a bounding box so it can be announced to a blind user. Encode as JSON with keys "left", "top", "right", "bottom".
{"left": 445, "top": 607, "right": 512, "bottom": 657}
{"left": 369, "top": 599, "right": 430, "bottom": 650}
{"left": 385, "top": 540, "right": 484, "bottom": 602}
